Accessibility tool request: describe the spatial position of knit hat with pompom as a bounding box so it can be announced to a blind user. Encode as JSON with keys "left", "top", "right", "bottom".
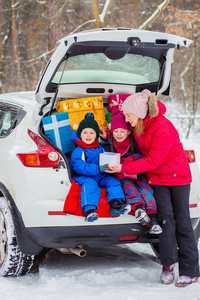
{"left": 111, "top": 109, "right": 129, "bottom": 132}
{"left": 122, "top": 89, "right": 151, "bottom": 119}
{"left": 77, "top": 112, "right": 99, "bottom": 138}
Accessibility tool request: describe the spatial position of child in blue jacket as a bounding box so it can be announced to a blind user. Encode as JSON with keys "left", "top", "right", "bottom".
{"left": 70, "top": 112, "right": 131, "bottom": 222}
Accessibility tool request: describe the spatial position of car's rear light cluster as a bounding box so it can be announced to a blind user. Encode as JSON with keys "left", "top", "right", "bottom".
{"left": 184, "top": 150, "right": 195, "bottom": 163}
{"left": 17, "top": 129, "right": 60, "bottom": 167}
{"left": 189, "top": 203, "right": 197, "bottom": 208}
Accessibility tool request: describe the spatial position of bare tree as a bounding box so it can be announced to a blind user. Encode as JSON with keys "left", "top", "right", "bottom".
{"left": 0, "top": 0, "right": 199, "bottom": 120}
{"left": 162, "top": 1, "right": 200, "bottom": 139}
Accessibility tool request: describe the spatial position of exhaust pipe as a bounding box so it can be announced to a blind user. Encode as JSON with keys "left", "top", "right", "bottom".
{"left": 57, "top": 246, "right": 87, "bottom": 257}
{"left": 69, "top": 247, "right": 87, "bottom": 257}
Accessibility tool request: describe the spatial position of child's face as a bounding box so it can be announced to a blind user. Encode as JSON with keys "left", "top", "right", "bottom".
{"left": 123, "top": 110, "right": 139, "bottom": 127}
{"left": 112, "top": 128, "right": 130, "bottom": 142}
{"left": 80, "top": 128, "right": 97, "bottom": 144}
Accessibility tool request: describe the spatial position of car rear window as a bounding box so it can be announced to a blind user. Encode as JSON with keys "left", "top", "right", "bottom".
{"left": 51, "top": 52, "right": 160, "bottom": 86}
{"left": 0, "top": 102, "right": 25, "bottom": 138}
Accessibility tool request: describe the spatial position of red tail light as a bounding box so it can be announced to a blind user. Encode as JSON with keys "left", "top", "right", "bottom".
{"left": 184, "top": 150, "right": 195, "bottom": 163}
{"left": 119, "top": 235, "right": 139, "bottom": 242}
{"left": 17, "top": 129, "right": 60, "bottom": 167}
{"left": 189, "top": 204, "right": 197, "bottom": 208}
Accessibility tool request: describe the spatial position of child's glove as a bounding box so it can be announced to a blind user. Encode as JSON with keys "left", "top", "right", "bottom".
{"left": 99, "top": 164, "right": 109, "bottom": 172}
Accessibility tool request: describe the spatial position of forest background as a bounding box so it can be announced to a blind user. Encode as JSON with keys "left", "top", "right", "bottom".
{"left": 0, "top": 0, "right": 199, "bottom": 141}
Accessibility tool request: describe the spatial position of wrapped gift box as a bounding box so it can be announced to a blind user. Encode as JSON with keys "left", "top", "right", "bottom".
{"left": 42, "top": 112, "right": 75, "bottom": 153}
{"left": 99, "top": 152, "right": 120, "bottom": 167}
{"left": 108, "top": 94, "right": 131, "bottom": 112}
{"left": 55, "top": 96, "right": 108, "bottom": 131}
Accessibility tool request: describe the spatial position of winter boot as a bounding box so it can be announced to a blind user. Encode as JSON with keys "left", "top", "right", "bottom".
{"left": 175, "top": 276, "right": 199, "bottom": 287}
{"left": 85, "top": 209, "right": 98, "bottom": 222}
{"left": 160, "top": 264, "right": 175, "bottom": 285}
{"left": 135, "top": 205, "right": 150, "bottom": 226}
{"left": 109, "top": 199, "right": 131, "bottom": 217}
{"left": 148, "top": 214, "right": 162, "bottom": 234}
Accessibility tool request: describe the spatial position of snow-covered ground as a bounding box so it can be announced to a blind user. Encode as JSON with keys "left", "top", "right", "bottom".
{"left": 0, "top": 242, "right": 199, "bottom": 300}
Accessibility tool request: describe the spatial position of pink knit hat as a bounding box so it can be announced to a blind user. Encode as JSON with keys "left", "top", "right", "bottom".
{"left": 121, "top": 89, "right": 151, "bottom": 119}
{"left": 111, "top": 109, "right": 129, "bottom": 132}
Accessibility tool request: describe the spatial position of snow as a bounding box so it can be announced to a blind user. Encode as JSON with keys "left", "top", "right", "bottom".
{"left": 0, "top": 243, "right": 199, "bottom": 300}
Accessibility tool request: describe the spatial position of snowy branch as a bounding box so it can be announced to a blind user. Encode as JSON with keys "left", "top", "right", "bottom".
{"left": 99, "top": 0, "right": 113, "bottom": 23}
{"left": 19, "top": 48, "right": 55, "bottom": 65}
{"left": 180, "top": 54, "right": 194, "bottom": 97}
{"left": 71, "top": 19, "right": 96, "bottom": 34}
{"left": 11, "top": 1, "right": 19, "bottom": 8}
{"left": 139, "top": 0, "right": 171, "bottom": 30}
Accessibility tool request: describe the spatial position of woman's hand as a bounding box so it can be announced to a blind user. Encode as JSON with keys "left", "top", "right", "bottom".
{"left": 105, "top": 164, "right": 122, "bottom": 173}
{"left": 99, "top": 128, "right": 107, "bottom": 140}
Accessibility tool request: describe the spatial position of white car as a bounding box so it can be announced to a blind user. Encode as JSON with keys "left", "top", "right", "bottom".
{"left": 0, "top": 28, "right": 200, "bottom": 276}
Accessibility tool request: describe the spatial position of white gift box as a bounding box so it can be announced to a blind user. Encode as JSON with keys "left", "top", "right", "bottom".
{"left": 99, "top": 152, "right": 120, "bottom": 167}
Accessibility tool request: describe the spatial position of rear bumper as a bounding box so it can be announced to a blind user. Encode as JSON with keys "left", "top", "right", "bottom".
{"left": 2, "top": 183, "right": 159, "bottom": 255}
{"left": 23, "top": 223, "right": 159, "bottom": 255}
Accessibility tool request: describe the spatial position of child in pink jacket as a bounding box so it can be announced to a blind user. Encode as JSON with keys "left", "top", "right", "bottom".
{"left": 102, "top": 109, "right": 162, "bottom": 235}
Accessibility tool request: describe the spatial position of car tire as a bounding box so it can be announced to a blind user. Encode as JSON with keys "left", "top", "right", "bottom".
{"left": 0, "top": 197, "right": 34, "bottom": 276}
{"left": 151, "top": 217, "right": 200, "bottom": 259}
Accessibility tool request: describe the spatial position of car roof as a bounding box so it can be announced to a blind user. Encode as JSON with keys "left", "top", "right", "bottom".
{"left": 59, "top": 28, "right": 193, "bottom": 48}
{"left": 0, "top": 92, "right": 35, "bottom": 109}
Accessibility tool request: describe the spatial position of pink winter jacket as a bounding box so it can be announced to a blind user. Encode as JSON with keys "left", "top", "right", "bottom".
{"left": 121, "top": 102, "right": 192, "bottom": 186}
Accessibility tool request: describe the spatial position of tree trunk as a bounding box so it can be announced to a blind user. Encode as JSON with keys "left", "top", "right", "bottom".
{"left": 46, "top": 0, "right": 58, "bottom": 50}
{"left": 11, "top": 0, "right": 21, "bottom": 88}
{"left": 91, "top": 0, "right": 102, "bottom": 28}
{"left": 11, "top": 0, "right": 18, "bottom": 62}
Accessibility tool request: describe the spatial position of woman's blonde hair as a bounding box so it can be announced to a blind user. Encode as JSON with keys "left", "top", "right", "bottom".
{"left": 134, "top": 93, "right": 158, "bottom": 137}
{"left": 134, "top": 118, "right": 144, "bottom": 137}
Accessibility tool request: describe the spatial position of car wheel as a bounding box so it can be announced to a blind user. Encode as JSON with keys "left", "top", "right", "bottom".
{"left": 151, "top": 218, "right": 200, "bottom": 259}
{"left": 0, "top": 197, "right": 34, "bottom": 276}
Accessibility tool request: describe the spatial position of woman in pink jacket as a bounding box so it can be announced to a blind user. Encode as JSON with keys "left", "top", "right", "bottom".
{"left": 103, "top": 89, "right": 199, "bottom": 287}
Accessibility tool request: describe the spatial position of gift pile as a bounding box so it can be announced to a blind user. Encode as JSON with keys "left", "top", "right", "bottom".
{"left": 42, "top": 94, "right": 131, "bottom": 154}
{"left": 108, "top": 94, "right": 131, "bottom": 112}
{"left": 55, "top": 96, "right": 107, "bottom": 131}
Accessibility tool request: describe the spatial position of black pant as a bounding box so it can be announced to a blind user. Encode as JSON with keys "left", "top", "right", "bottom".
{"left": 151, "top": 184, "right": 199, "bottom": 277}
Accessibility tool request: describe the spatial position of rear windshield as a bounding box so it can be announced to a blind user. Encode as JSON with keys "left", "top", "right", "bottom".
{"left": 51, "top": 53, "right": 160, "bottom": 86}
